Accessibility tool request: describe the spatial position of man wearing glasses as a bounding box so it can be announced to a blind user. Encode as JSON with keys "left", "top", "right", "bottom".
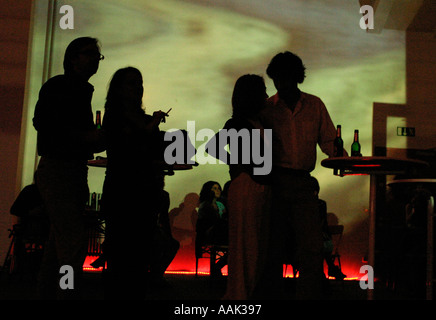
{"left": 33, "top": 37, "right": 106, "bottom": 299}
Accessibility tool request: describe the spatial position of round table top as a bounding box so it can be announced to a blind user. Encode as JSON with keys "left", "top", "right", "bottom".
{"left": 388, "top": 178, "right": 436, "bottom": 185}
{"left": 87, "top": 158, "right": 107, "bottom": 167}
{"left": 321, "top": 156, "right": 429, "bottom": 175}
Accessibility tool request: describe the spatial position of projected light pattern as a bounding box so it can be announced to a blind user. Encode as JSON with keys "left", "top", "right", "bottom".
{"left": 27, "top": 0, "right": 406, "bottom": 280}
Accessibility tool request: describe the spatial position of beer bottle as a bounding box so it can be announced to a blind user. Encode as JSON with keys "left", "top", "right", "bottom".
{"left": 351, "top": 129, "right": 361, "bottom": 157}
{"left": 333, "top": 125, "right": 344, "bottom": 157}
{"left": 91, "top": 192, "right": 97, "bottom": 211}
{"left": 96, "top": 110, "right": 102, "bottom": 130}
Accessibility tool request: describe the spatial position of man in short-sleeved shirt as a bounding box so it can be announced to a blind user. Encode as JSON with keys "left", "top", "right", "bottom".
{"left": 263, "top": 91, "right": 337, "bottom": 171}
{"left": 260, "top": 51, "right": 340, "bottom": 300}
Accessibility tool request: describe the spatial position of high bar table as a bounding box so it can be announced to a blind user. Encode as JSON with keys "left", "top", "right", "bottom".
{"left": 321, "top": 156, "right": 429, "bottom": 300}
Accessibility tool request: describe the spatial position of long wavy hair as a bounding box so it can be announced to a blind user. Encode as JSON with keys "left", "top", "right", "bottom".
{"left": 104, "top": 66, "right": 144, "bottom": 114}
{"left": 199, "top": 181, "right": 222, "bottom": 203}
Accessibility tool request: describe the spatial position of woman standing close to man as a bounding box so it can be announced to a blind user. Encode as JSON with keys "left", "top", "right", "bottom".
{"left": 207, "top": 74, "right": 272, "bottom": 299}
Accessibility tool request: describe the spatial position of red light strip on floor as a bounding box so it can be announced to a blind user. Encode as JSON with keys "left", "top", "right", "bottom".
{"left": 83, "top": 267, "right": 357, "bottom": 281}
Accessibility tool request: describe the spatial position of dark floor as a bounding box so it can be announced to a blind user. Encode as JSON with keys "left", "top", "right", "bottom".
{"left": 2, "top": 269, "right": 422, "bottom": 302}
{"left": 2, "top": 270, "right": 435, "bottom": 318}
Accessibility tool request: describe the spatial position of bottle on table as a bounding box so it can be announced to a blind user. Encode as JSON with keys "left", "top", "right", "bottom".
{"left": 96, "top": 110, "right": 102, "bottom": 130}
{"left": 351, "top": 129, "right": 361, "bottom": 157}
{"left": 333, "top": 125, "right": 344, "bottom": 157}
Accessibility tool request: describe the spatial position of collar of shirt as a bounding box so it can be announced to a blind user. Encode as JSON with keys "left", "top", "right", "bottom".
{"left": 269, "top": 91, "right": 308, "bottom": 115}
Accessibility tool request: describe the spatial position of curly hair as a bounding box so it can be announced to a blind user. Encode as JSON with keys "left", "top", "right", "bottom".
{"left": 266, "top": 51, "right": 306, "bottom": 84}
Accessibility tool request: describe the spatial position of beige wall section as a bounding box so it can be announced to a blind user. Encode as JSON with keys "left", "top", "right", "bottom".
{"left": 406, "top": 31, "right": 436, "bottom": 106}
{"left": 0, "top": 0, "right": 32, "bottom": 264}
{"left": 372, "top": 30, "right": 436, "bottom": 153}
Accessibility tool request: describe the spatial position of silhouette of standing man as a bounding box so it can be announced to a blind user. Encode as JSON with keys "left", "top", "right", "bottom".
{"left": 33, "top": 37, "right": 106, "bottom": 299}
{"left": 260, "top": 51, "right": 339, "bottom": 299}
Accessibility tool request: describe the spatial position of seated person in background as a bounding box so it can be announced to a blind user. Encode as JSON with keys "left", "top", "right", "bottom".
{"left": 9, "top": 172, "right": 49, "bottom": 276}
{"left": 195, "top": 181, "right": 228, "bottom": 276}
{"left": 196, "top": 181, "right": 228, "bottom": 245}
{"left": 10, "top": 173, "right": 48, "bottom": 237}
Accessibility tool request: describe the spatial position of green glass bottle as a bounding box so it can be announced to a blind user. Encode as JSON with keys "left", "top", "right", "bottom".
{"left": 333, "top": 125, "right": 343, "bottom": 157}
{"left": 96, "top": 110, "right": 102, "bottom": 130}
{"left": 351, "top": 129, "right": 361, "bottom": 157}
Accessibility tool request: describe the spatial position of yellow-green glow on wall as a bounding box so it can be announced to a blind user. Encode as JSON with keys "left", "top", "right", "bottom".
{"left": 24, "top": 0, "right": 406, "bottom": 276}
